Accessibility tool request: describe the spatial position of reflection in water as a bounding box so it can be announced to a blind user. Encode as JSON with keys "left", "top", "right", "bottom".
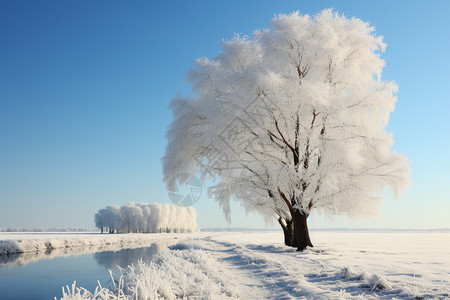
{"left": 0, "top": 253, "right": 23, "bottom": 266}
{"left": 0, "top": 250, "right": 61, "bottom": 268}
{"left": 0, "top": 242, "right": 170, "bottom": 300}
{"left": 94, "top": 243, "right": 165, "bottom": 270}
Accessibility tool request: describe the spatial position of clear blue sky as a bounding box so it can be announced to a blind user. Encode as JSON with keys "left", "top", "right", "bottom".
{"left": 1, "top": 0, "right": 449, "bottom": 229}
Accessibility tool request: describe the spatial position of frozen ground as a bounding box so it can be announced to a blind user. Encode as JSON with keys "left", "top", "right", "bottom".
{"left": 53, "top": 231, "right": 449, "bottom": 299}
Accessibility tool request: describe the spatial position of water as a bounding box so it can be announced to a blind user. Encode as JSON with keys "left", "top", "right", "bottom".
{"left": 0, "top": 243, "right": 165, "bottom": 300}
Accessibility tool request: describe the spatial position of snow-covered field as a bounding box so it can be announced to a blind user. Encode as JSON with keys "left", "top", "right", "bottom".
{"left": 41, "top": 231, "right": 449, "bottom": 299}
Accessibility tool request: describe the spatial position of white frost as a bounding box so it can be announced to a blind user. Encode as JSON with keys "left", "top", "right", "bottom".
{"left": 0, "top": 232, "right": 200, "bottom": 256}
{"left": 95, "top": 202, "right": 198, "bottom": 234}
{"left": 57, "top": 231, "right": 450, "bottom": 299}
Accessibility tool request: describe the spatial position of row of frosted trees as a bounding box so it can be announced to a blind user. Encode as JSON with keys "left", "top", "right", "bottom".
{"left": 94, "top": 202, "right": 198, "bottom": 234}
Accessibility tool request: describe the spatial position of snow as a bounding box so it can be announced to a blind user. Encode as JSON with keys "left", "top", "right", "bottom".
{"left": 0, "top": 232, "right": 203, "bottom": 257}
{"left": 53, "top": 231, "right": 449, "bottom": 299}
{"left": 0, "top": 228, "right": 95, "bottom": 232}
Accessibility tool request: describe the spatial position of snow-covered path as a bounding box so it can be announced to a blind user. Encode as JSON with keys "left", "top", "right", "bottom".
{"left": 200, "top": 237, "right": 317, "bottom": 299}
{"left": 203, "top": 231, "right": 450, "bottom": 299}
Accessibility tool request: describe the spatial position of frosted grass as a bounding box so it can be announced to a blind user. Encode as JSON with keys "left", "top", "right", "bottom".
{"left": 57, "top": 231, "right": 450, "bottom": 299}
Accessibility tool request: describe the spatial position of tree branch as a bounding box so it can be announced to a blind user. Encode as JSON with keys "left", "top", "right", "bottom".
{"left": 277, "top": 217, "right": 288, "bottom": 232}
{"left": 272, "top": 117, "right": 298, "bottom": 164}
{"left": 278, "top": 187, "right": 295, "bottom": 217}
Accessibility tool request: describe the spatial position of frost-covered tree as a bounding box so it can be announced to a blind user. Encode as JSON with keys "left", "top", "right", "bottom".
{"left": 105, "top": 205, "right": 122, "bottom": 233}
{"left": 94, "top": 202, "right": 198, "bottom": 234}
{"left": 163, "top": 10, "right": 410, "bottom": 250}
{"left": 94, "top": 208, "right": 106, "bottom": 233}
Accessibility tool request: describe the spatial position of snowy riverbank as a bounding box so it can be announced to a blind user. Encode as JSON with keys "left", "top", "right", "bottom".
{"left": 1, "top": 231, "right": 448, "bottom": 298}
{"left": 58, "top": 231, "right": 450, "bottom": 299}
{"left": 0, "top": 232, "right": 202, "bottom": 256}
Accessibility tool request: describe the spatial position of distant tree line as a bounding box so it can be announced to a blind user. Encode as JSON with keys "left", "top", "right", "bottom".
{"left": 94, "top": 202, "right": 198, "bottom": 234}
{"left": 0, "top": 227, "right": 95, "bottom": 232}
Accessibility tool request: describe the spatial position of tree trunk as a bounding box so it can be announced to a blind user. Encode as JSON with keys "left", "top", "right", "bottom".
{"left": 293, "top": 209, "right": 313, "bottom": 251}
{"left": 281, "top": 219, "right": 295, "bottom": 246}
{"left": 280, "top": 210, "right": 313, "bottom": 251}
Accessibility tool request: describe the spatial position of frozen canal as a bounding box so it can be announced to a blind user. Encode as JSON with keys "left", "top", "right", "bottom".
{"left": 0, "top": 242, "right": 166, "bottom": 300}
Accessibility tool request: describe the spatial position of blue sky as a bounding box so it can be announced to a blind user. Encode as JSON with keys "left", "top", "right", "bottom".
{"left": 1, "top": 0, "right": 449, "bottom": 229}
